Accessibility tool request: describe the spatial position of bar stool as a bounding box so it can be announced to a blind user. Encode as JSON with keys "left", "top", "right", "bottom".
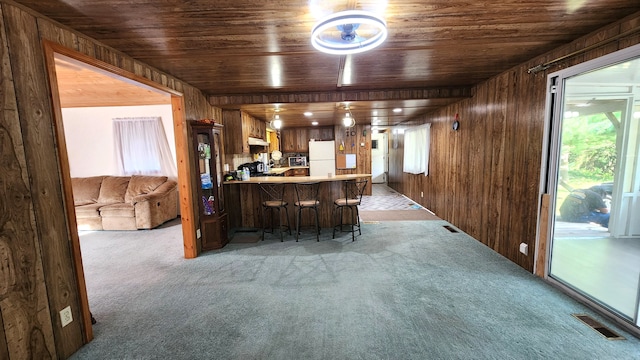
{"left": 259, "top": 183, "right": 291, "bottom": 241}
{"left": 332, "top": 179, "right": 368, "bottom": 241}
{"left": 293, "top": 182, "right": 321, "bottom": 242}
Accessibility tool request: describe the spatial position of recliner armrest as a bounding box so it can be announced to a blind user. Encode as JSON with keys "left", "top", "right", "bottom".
{"left": 130, "top": 180, "right": 177, "bottom": 204}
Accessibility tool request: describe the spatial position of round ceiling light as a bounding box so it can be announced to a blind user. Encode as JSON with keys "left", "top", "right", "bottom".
{"left": 311, "top": 10, "right": 387, "bottom": 55}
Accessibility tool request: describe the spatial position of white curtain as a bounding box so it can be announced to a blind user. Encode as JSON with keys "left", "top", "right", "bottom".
{"left": 403, "top": 124, "right": 431, "bottom": 175}
{"left": 113, "top": 117, "right": 177, "bottom": 179}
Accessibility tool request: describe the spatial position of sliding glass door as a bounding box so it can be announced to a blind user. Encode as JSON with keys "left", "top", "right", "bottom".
{"left": 545, "top": 45, "right": 640, "bottom": 328}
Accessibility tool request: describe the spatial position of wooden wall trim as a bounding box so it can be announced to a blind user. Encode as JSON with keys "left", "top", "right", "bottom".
{"left": 172, "top": 96, "right": 198, "bottom": 258}
{"left": 535, "top": 194, "right": 550, "bottom": 278}
{"left": 45, "top": 41, "right": 182, "bottom": 97}
{"left": 43, "top": 41, "right": 94, "bottom": 344}
{"left": 209, "top": 87, "right": 472, "bottom": 106}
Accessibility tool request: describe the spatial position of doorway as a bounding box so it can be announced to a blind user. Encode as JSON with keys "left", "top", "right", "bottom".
{"left": 371, "top": 130, "right": 388, "bottom": 184}
{"left": 543, "top": 43, "right": 640, "bottom": 333}
{"left": 43, "top": 42, "right": 196, "bottom": 342}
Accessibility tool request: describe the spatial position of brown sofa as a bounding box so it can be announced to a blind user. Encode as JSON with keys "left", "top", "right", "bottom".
{"left": 72, "top": 175, "right": 178, "bottom": 230}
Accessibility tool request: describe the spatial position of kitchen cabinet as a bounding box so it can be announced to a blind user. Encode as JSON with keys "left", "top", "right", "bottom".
{"left": 309, "top": 126, "right": 334, "bottom": 141}
{"left": 285, "top": 168, "right": 309, "bottom": 177}
{"left": 190, "top": 121, "right": 228, "bottom": 251}
{"left": 243, "top": 111, "right": 266, "bottom": 139}
{"left": 282, "top": 127, "right": 309, "bottom": 152}
{"left": 296, "top": 129, "right": 309, "bottom": 152}
{"left": 281, "top": 128, "right": 295, "bottom": 152}
{"left": 223, "top": 109, "right": 267, "bottom": 154}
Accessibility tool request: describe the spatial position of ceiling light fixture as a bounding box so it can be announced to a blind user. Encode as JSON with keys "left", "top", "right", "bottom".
{"left": 311, "top": 10, "right": 387, "bottom": 55}
{"left": 343, "top": 107, "right": 356, "bottom": 128}
{"left": 270, "top": 113, "right": 282, "bottom": 130}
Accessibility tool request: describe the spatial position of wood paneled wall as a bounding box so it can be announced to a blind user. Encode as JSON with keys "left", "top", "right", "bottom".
{"left": 334, "top": 124, "right": 372, "bottom": 194}
{"left": 389, "top": 12, "right": 640, "bottom": 272}
{"left": 0, "top": 1, "right": 220, "bottom": 358}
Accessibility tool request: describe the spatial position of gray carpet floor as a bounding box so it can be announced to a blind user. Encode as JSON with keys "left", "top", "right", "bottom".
{"left": 70, "top": 218, "right": 640, "bottom": 360}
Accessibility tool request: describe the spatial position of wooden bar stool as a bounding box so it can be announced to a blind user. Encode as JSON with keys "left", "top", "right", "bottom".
{"left": 259, "top": 183, "right": 291, "bottom": 241}
{"left": 332, "top": 179, "right": 368, "bottom": 241}
{"left": 293, "top": 182, "right": 321, "bottom": 242}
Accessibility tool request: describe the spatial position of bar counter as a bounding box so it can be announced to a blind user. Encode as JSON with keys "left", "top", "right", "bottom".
{"left": 223, "top": 174, "right": 371, "bottom": 230}
{"left": 223, "top": 173, "right": 370, "bottom": 184}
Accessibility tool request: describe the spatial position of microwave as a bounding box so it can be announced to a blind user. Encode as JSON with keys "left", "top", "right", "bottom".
{"left": 288, "top": 156, "right": 307, "bottom": 167}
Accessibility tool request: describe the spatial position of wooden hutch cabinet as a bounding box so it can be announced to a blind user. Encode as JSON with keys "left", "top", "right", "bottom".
{"left": 190, "top": 121, "right": 228, "bottom": 250}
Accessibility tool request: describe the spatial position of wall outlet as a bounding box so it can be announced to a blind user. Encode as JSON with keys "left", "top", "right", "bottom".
{"left": 60, "top": 306, "right": 73, "bottom": 327}
{"left": 519, "top": 243, "right": 528, "bottom": 256}
{"left": 196, "top": 229, "right": 201, "bottom": 239}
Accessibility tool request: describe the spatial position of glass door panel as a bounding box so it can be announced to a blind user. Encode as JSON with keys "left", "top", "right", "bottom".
{"left": 549, "top": 56, "right": 640, "bottom": 323}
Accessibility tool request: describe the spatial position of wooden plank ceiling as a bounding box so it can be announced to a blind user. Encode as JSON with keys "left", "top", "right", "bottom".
{"left": 21, "top": 0, "right": 640, "bottom": 127}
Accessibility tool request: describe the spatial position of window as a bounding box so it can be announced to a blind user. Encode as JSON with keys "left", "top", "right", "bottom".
{"left": 403, "top": 124, "right": 430, "bottom": 175}
{"left": 113, "top": 117, "right": 177, "bottom": 178}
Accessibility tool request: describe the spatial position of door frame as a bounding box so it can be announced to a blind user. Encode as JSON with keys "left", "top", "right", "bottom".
{"left": 42, "top": 41, "right": 198, "bottom": 342}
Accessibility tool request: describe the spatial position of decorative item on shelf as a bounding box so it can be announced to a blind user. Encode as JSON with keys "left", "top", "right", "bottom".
{"left": 271, "top": 150, "right": 282, "bottom": 167}
{"left": 197, "top": 118, "right": 217, "bottom": 124}
{"left": 311, "top": 10, "right": 388, "bottom": 55}
{"left": 202, "top": 196, "right": 213, "bottom": 215}
{"left": 200, "top": 173, "right": 213, "bottom": 189}
{"left": 197, "top": 143, "right": 211, "bottom": 159}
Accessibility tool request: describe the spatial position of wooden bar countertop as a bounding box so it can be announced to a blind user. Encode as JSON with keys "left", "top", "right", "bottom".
{"left": 223, "top": 173, "right": 371, "bottom": 230}
{"left": 223, "top": 173, "right": 371, "bottom": 185}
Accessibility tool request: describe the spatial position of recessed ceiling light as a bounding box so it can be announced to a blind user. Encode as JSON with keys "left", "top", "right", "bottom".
{"left": 372, "top": 110, "right": 378, "bottom": 116}
{"left": 311, "top": 121, "right": 318, "bottom": 125}
{"left": 304, "top": 112, "right": 313, "bottom": 116}
{"left": 393, "top": 108, "right": 402, "bottom": 113}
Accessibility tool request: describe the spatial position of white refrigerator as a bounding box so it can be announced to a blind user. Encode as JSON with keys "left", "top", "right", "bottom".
{"left": 308, "top": 140, "right": 336, "bottom": 177}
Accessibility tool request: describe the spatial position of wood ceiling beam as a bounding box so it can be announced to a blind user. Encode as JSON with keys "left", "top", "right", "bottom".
{"left": 208, "top": 87, "right": 472, "bottom": 106}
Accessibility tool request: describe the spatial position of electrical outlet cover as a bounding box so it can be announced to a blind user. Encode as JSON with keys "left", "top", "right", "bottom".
{"left": 60, "top": 306, "right": 73, "bottom": 327}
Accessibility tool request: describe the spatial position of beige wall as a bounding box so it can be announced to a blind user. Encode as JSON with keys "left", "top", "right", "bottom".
{"left": 63, "top": 105, "right": 176, "bottom": 177}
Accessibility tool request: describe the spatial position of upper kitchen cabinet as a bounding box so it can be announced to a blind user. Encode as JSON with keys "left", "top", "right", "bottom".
{"left": 309, "top": 126, "right": 334, "bottom": 141}
{"left": 281, "top": 127, "right": 309, "bottom": 153}
{"left": 223, "top": 109, "right": 267, "bottom": 154}
{"left": 242, "top": 111, "right": 266, "bottom": 139}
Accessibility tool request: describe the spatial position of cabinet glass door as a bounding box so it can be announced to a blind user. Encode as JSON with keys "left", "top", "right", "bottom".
{"left": 196, "top": 132, "right": 215, "bottom": 216}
